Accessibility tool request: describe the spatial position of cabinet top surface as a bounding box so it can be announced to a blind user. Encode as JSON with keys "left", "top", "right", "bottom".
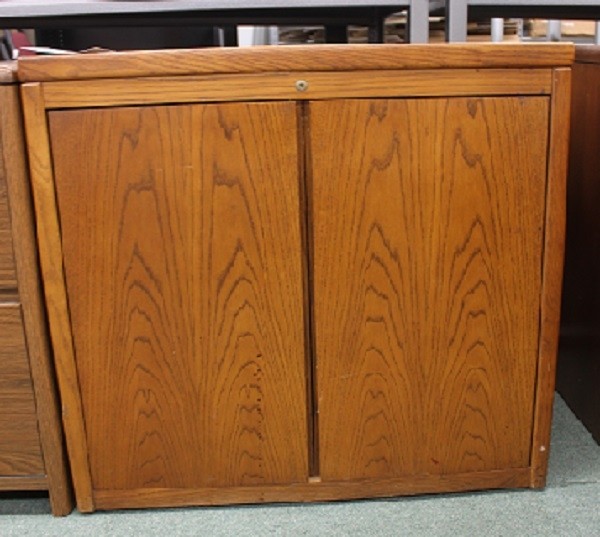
{"left": 18, "top": 43, "right": 574, "bottom": 83}
{"left": 576, "top": 45, "right": 600, "bottom": 64}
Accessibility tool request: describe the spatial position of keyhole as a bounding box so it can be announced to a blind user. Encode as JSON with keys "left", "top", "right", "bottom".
{"left": 296, "top": 80, "right": 309, "bottom": 92}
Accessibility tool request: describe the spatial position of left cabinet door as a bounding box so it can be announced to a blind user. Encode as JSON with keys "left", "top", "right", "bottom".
{"left": 48, "top": 102, "right": 309, "bottom": 491}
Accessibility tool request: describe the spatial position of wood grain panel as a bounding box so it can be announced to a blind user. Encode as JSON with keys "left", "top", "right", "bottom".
{"left": 49, "top": 101, "right": 308, "bottom": 491}
{"left": 18, "top": 43, "right": 574, "bottom": 83}
{"left": 311, "top": 97, "right": 549, "bottom": 481}
{"left": 0, "top": 305, "right": 45, "bottom": 476}
{"left": 40, "top": 69, "right": 552, "bottom": 110}
{"left": 0, "top": 154, "right": 17, "bottom": 293}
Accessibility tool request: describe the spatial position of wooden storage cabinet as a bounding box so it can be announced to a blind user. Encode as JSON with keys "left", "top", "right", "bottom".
{"left": 0, "top": 65, "right": 71, "bottom": 514}
{"left": 558, "top": 46, "right": 600, "bottom": 444}
{"left": 19, "top": 44, "right": 573, "bottom": 512}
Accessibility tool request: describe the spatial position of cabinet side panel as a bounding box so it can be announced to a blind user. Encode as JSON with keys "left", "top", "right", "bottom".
{"left": 1, "top": 84, "right": 72, "bottom": 514}
{"left": 48, "top": 102, "right": 308, "bottom": 490}
{"left": 311, "top": 97, "right": 549, "bottom": 481}
{"left": 557, "top": 62, "right": 600, "bottom": 443}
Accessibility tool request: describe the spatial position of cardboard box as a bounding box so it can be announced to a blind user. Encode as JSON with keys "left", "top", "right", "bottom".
{"left": 529, "top": 19, "right": 596, "bottom": 37}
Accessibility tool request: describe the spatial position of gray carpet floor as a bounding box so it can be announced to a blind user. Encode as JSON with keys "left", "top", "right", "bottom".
{"left": 1, "top": 394, "right": 599, "bottom": 537}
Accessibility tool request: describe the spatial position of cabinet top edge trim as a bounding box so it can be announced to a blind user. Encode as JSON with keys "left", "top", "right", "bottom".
{"left": 18, "top": 43, "right": 574, "bottom": 83}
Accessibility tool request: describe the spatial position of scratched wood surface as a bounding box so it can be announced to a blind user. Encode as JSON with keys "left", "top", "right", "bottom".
{"left": 0, "top": 62, "right": 16, "bottom": 84}
{"left": 49, "top": 102, "right": 308, "bottom": 490}
{"left": 311, "top": 97, "right": 549, "bottom": 481}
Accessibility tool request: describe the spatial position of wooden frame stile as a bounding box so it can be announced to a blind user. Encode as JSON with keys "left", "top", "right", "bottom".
{"left": 0, "top": 83, "right": 72, "bottom": 515}
{"left": 530, "top": 67, "right": 572, "bottom": 488}
{"left": 20, "top": 82, "right": 94, "bottom": 512}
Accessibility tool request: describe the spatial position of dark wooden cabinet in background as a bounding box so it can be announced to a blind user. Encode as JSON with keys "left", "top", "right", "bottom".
{"left": 0, "top": 63, "right": 71, "bottom": 515}
{"left": 558, "top": 45, "right": 600, "bottom": 444}
{"left": 19, "top": 43, "right": 572, "bottom": 512}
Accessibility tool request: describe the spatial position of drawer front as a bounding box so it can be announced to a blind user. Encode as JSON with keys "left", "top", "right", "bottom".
{"left": 0, "top": 159, "right": 17, "bottom": 292}
{"left": 0, "top": 305, "right": 44, "bottom": 476}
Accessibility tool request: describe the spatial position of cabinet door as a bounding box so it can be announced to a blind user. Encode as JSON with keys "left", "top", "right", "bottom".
{"left": 311, "top": 97, "right": 549, "bottom": 481}
{"left": 49, "top": 102, "right": 308, "bottom": 490}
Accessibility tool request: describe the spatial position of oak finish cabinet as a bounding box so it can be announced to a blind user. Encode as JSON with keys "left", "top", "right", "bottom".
{"left": 19, "top": 44, "right": 573, "bottom": 512}
{"left": 0, "top": 64, "right": 72, "bottom": 515}
{"left": 558, "top": 45, "right": 600, "bottom": 444}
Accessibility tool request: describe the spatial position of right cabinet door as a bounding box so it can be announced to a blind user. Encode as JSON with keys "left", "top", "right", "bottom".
{"left": 310, "top": 97, "right": 550, "bottom": 481}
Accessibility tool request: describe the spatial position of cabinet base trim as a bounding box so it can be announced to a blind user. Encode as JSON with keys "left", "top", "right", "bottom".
{"left": 92, "top": 468, "right": 531, "bottom": 512}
